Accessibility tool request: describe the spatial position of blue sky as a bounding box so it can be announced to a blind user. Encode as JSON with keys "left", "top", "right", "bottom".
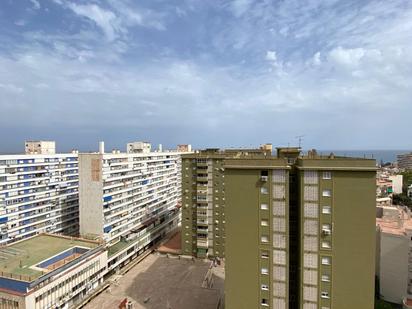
{"left": 0, "top": 0, "right": 412, "bottom": 152}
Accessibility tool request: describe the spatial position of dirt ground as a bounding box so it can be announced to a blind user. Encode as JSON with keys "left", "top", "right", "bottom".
{"left": 156, "top": 231, "right": 181, "bottom": 254}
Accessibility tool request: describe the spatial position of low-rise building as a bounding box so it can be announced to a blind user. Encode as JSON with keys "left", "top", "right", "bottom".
{"left": 389, "top": 175, "right": 404, "bottom": 194}
{"left": 376, "top": 206, "right": 412, "bottom": 307}
{"left": 0, "top": 233, "right": 106, "bottom": 309}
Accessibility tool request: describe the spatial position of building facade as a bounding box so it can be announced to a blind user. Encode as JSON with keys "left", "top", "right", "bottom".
{"left": 0, "top": 153, "right": 79, "bottom": 245}
{"left": 181, "top": 148, "right": 271, "bottom": 258}
{"left": 126, "top": 141, "right": 151, "bottom": 154}
{"left": 376, "top": 206, "right": 412, "bottom": 308}
{"left": 398, "top": 153, "right": 412, "bottom": 170}
{"left": 218, "top": 148, "right": 376, "bottom": 309}
{"left": 78, "top": 149, "right": 186, "bottom": 273}
{"left": 24, "top": 141, "right": 56, "bottom": 155}
{"left": 224, "top": 157, "right": 290, "bottom": 309}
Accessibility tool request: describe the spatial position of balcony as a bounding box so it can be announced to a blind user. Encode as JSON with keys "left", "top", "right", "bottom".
{"left": 197, "top": 227, "right": 208, "bottom": 233}
{"left": 197, "top": 239, "right": 208, "bottom": 248}
{"left": 196, "top": 176, "right": 208, "bottom": 182}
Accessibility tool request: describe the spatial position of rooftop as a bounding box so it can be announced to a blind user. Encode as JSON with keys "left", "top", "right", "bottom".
{"left": 183, "top": 147, "right": 376, "bottom": 170}
{"left": 376, "top": 207, "right": 412, "bottom": 236}
{"left": 0, "top": 234, "right": 99, "bottom": 281}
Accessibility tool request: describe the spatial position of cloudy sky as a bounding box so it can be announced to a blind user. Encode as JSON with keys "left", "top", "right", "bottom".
{"left": 0, "top": 0, "right": 411, "bottom": 152}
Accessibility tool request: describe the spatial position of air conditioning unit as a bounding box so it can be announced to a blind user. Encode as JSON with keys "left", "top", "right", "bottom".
{"left": 261, "top": 176, "right": 268, "bottom": 182}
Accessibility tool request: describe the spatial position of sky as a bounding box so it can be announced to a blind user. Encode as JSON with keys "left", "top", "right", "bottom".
{"left": 0, "top": 0, "right": 412, "bottom": 152}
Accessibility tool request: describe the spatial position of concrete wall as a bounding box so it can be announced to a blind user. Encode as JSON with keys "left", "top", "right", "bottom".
{"left": 331, "top": 171, "right": 376, "bottom": 309}
{"left": 225, "top": 168, "right": 262, "bottom": 309}
{"left": 78, "top": 153, "right": 104, "bottom": 237}
{"left": 380, "top": 232, "right": 409, "bottom": 304}
{"left": 0, "top": 291, "right": 25, "bottom": 309}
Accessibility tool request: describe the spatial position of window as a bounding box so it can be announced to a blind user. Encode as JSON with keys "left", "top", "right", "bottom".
{"left": 261, "top": 235, "right": 269, "bottom": 243}
{"left": 323, "top": 171, "right": 332, "bottom": 179}
{"left": 321, "top": 256, "right": 331, "bottom": 265}
{"left": 261, "top": 250, "right": 269, "bottom": 259}
{"left": 261, "top": 284, "right": 269, "bottom": 291}
{"left": 322, "top": 206, "right": 331, "bottom": 214}
{"left": 321, "top": 291, "right": 330, "bottom": 299}
{"left": 304, "top": 170, "right": 318, "bottom": 184}
{"left": 261, "top": 203, "right": 268, "bottom": 210}
{"left": 261, "top": 298, "right": 269, "bottom": 306}
{"left": 322, "top": 189, "right": 332, "bottom": 197}
{"left": 322, "top": 241, "right": 331, "bottom": 249}
{"left": 261, "top": 187, "right": 268, "bottom": 194}
{"left": 322, "top": 224, "right": 332, "bottom": 235}
{"left": 261, "top": 219, "right": 269, "bottom": 226}
{"left": 261, "top": 268, "right": 269, "bottom": 275}
{"left": 321, "top": 274, "right": 331, "bottom": 282}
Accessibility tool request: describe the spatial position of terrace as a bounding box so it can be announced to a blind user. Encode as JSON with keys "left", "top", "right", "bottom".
{"left": 0, "top": 234, "right": 99, "bottom": 282}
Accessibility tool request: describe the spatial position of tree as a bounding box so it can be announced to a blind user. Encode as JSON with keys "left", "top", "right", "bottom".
{"left": 375, "top": 299, "right": 393, "bottom": 309}
{"left": 393, "top": 193, "right": 412, "bottom": 207}
{"left": 401, "top": 171, "right": 412, "bottom": 194}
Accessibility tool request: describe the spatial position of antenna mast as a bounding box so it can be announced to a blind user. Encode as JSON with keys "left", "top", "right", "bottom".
{"left": 295, "top": 135, "right": 304, "bottom": 148}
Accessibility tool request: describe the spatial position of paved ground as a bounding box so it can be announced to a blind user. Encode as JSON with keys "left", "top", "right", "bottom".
{"left": 84, "top": 254, "right": 224, "bottom": 309}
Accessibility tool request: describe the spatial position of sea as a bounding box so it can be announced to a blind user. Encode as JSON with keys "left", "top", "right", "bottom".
{"left": 319, "top": 150, "right": 412, "bottom": 164}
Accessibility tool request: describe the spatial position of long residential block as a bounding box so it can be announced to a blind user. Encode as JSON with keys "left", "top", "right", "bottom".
{"left": 78, "top": 150, "right": 186, "bottom": 272}
{"left": 0, "top": 153, "right": 79, "bottom": 245}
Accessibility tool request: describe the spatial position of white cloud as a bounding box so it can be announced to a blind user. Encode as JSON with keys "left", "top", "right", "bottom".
{"left": 312, "top": 52, "right": 321, "bottom": 65}
{"left": 30, "top": 0, "right": 40, "bottom": 10}
{"left": 54, "top": 0, "right": 167, "bottom": 41}
{"left": 66, "top": 3, "right": 121, "bottom": 41}
{"left": 230, "top": 0, "right": 254, "bottom": 17}
{"left": 328, "top": 47, "right": 366, "bottom": 66}
{"left": 265, "top": 50, "right": 277, "bottom": 61}
{"left": 14, "top": 20, "right": 26, "bottom": 27}
{"left": 0, "top": 83, "right": 24, "bottom": 93}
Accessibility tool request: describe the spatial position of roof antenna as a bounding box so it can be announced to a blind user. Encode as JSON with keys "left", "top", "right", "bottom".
{"left": 295, "top": 135, "right": 304, "bottom": 148}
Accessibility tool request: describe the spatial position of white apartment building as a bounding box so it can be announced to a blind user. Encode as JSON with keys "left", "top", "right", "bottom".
{"left": 376, "top": 206, "right": 412, "bottom": 308}
{"left": 25, "top": 141, "right": 56, "bottom": 155}
{"left": 78, "top": 146, "right": 188, "bottom": 273}
{"left": 0, "top": 152, "right": 79, "bottom": 245}
{"left": 389, "top": 174, "right": 404, "bottom": 194}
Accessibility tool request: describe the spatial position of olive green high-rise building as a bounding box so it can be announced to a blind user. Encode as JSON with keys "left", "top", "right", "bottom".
{"left": 181, "top": 148, "right": 271, "bottom": 258}
{"left": 182, "top": 147, "right": 376, "bottom": 309}
{"left": 224, "top": 148, "right": 376, "bottom": 309}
